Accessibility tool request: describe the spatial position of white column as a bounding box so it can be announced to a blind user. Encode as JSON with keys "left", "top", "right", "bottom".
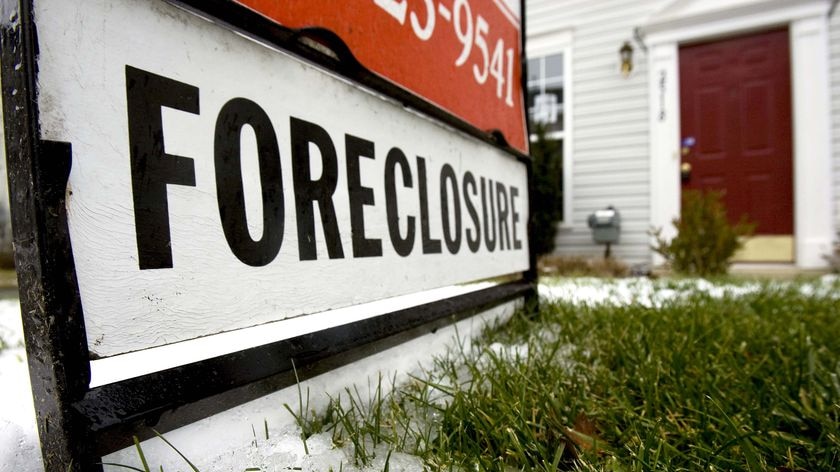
{"left": 648, "top": 42, "right": 681, "bottom": 266}
{"left": 791, "top": 16, "right": 834, "bottom": 268}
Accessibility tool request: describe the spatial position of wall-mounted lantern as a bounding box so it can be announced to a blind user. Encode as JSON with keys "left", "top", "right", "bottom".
{"left": 620, "top": 41, "right": 633, "bottom": 77}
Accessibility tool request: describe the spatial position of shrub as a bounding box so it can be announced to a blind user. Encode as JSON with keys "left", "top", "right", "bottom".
{"left": 530, "top": 124, "right": 563, "bottom": 256}
{"left": 652, "top": 190, "right": 754, "bottom": 276}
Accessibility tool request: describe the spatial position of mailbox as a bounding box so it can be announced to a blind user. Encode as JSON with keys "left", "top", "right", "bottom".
{"left": 587, "top": 206, "right": 621, "bottom": 244}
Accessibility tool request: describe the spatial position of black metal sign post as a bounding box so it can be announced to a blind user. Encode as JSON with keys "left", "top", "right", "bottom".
{"left": 0, "top": 1, "right": 536, "bottom": 471}
{"left": 0, "top": 1, "right": 97, "bottom": 468}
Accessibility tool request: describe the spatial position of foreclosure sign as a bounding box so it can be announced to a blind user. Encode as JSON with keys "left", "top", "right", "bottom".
{"left": 31, "top": 0, "right": 529, "bottom": 357}
{"left": 2, "top": 0, "right": 534, "bottom": 467}
{"left": 235, "top": 0, "right": 529, "bottom": 152}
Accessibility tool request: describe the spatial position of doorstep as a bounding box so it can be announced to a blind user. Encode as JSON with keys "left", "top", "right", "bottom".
{"left": 729, "top": 263, "right": 830, "bottom": 279}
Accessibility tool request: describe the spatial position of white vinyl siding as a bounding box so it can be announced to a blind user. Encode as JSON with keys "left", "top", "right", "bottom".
{"left": 527, "top": 0, "right": 670, "bottom": 265}
{"left": 829, "top": 9, "right": 840, "bottom": 231}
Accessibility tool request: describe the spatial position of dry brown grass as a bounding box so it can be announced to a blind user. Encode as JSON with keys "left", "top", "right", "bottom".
{"left": 826, "top": 240, "right": 840, "bottom": 273}
{"left": 538, "top": 254, "right": 630, "bottom": 278}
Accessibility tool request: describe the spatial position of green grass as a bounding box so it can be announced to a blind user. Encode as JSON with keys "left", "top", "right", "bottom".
{"left": 121, "top": 279, "right": 840, "bottom": 471}
{"left": 312, "top": 281, "right": 840, "bottom": 471}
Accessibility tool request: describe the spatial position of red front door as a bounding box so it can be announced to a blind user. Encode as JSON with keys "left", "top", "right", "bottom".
{"left": 679, "top": 28, "right": 793, "bottom": 235}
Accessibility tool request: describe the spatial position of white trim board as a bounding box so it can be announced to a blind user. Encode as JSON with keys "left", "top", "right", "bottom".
{"left": 644, "top": 0, "right": 834, "bottom": 269}
{"left": 642, "top": 0, "right": 828, "bottom": 42}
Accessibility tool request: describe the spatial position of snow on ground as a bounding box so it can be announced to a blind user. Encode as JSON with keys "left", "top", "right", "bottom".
{"left": 2, "top": 275, "right": 838, "bottom": 471}
{"left": 539, "top": 276, "right": 761, "bottom": 307}
{"left": 0, "top": 299, "right": 43, "bottom": 472}
{"left": 192, "top": 429, "right": 424, "bottom": 472}
{"left": 538, "top": 274, "right": 839, "bottom": 307}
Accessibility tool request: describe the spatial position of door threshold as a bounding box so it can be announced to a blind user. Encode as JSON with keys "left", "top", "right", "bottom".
{"left": 732, "top": 235, "right": 794, "bottom": 263}
{"left": 729, "top": 262, "right": 829, "bottom": 279}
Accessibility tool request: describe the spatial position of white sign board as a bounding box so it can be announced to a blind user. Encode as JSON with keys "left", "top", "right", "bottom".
{"left": 34, "top": 0, "right": 529, "bottom": 357}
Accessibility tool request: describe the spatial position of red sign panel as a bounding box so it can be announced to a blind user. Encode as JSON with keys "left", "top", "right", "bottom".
{"left": 236, "top": 0, "right": 528, "bottom": 152}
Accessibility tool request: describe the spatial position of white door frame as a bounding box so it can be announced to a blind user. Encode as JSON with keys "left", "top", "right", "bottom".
{"left": 644, "top": 0, "right": 834, "bottom": 268}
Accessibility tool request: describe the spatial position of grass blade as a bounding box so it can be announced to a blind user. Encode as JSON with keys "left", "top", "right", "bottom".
{"left": 152, "top": 429, "right": 200, "bottom": 472}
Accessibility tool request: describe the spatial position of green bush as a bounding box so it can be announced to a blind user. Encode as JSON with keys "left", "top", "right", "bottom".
{"left": 653, "top": 190, "right": 754, "bottom": 276}
{"left": 530, "top": 124, "right": 563, "bottom": 256}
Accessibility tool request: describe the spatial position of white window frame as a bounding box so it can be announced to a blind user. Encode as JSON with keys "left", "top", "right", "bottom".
{"left": 527, "top": 30, "right": 573, "bottom": 226}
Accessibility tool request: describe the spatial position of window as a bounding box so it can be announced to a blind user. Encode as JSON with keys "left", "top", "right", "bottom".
{"left": 526, "top": 47, "right": 571, "bottom": 224}
{"left": 527, "top": 53, "right": 566, "bottom": 138}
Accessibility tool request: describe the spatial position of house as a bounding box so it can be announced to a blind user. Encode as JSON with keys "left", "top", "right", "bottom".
{"left": 526, "top": 0, "right": 838, "bottom": 269}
